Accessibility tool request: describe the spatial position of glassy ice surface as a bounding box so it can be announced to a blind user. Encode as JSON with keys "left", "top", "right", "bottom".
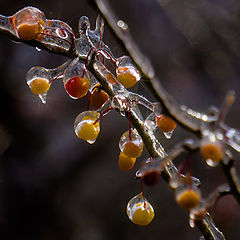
{"left": 126, "top": 193, "right": 154, "bottom": 222}
{"left": 119, "top": 128, "right": 143, "bottom": 152}
{"left": 38, "top": 19, "right": 74, "bottom": 52}
{"left": 225, "top": 127, "right": 240, "bottom": 152}
{"left": 145, "top": 113, "right": 157, "bottom": 131}
{"left": 136, "top": 157, "right": 165, "bottom": 178}
{"left": 152, "top": 102, "right": 162, "bottom": 117}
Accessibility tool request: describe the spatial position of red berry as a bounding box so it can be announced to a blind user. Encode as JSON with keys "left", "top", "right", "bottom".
{"left": 65, "top": 76, "right": 90, "bottom": 99}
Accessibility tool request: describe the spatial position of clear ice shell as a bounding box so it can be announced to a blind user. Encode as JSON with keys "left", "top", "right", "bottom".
{"left": 119, "top": 128, "right": 143, "bottom": 153}
{"left": 225, "top": 127, "right": 240, "bottom": 152}
{"left": 74, "top": 111, "right": 100, "bottom": 144}
{"left": 37, "top": 19, "right": 74, "bottom": 52}
{"left": 26, "top": 66, "right": 50, "bottom": 104}
{"left": 152, "top": 102, "right": 162, "bottom": 117}
{"left": 145, "top": 113, "right": 157, "bottom": 131}
{"left": 62, "top": 58, "right": 93, "bottom": 99}
{"left": 116, "top": 56, "right": 141, "bottom": 82}
{"left": 12, "top": 7, "right": 46, "bottom": 39}
{"left": 126, "top": 193, "right": 154, "bottom": 222}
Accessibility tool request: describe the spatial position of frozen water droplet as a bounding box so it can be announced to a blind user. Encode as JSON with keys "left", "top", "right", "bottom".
{"left": 120, "top": 110, "right": 125, "bottom": 117}
{"left": 126, "top": 193, "right": 154, "bottom": 226}
{"left": 206, "top": 158, "right": 219, "bottom": 167}
{"left": 119, "top": 129, "right": 143, "bottom": 158}
{"left": 87, "top": 139, "right": 96, "bottom": 144}
{"left": 152, "top": 102, "right": 162, "bottom": 117}
{"left": 225, "top": 127, "right": 240, "bottom": 152}
{"left": 163, "top": 130, "right": 174, "bottom": 139}
{"left": 39, "top": 92, "right": 47, "bottom": 104}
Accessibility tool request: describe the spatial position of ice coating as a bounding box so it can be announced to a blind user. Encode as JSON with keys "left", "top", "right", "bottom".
{"left": 126, "top": 193, "right": 154, "bottom": 226}
{"left": 74, "top": 111, "right": 100, "bottom": 144}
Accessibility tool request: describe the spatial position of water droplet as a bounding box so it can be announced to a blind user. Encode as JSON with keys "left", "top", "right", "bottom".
{"left": 206, "top": 158, "right": 219, "bottom": 167}
{"left": 39, "top": 93, "right": 47, "bottom": 104}
{"left": 163, "top": 130, "right": 174, "bottom": 139}
{"left": 117, "top": 20, "right": 128, "bottom": 30}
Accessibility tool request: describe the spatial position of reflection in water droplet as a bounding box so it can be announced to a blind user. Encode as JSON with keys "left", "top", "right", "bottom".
{"left": 117, "top": 20, "right": 128, "bottom": 30}
{"left": 39, "top": 92, "right": 47, "bottom": 104}
{"left": 163, "top": 130, "right": 174, "bottom": 139}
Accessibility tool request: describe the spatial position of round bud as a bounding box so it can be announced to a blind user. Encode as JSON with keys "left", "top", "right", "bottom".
{"left": 118, "top": 152, "right": 136, "bottom": 172}
{"left": 127, "top": 193, "right": 154, "bottom": 226}
{"left": 175, "top": 188, "right": 200, "bottom": 211}
{"left": 65, "top": 76, "right": 90, "bottom": 99}
{"left": 142, "top": 171, "right": 160, "bottom": 186}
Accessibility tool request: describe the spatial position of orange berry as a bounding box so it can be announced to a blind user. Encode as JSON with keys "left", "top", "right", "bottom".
{"left": 200, "top": 143, "right": 223, "bottom": 164}
{"left": 28, "top": 78, "right": 50, "bottom": 95}
{"left": 116, "top": 66, "right": 140, "bottom": 88}
{"left": 65, "top": 76, "right": 90, "bottom": 99}
{"left": 118, "top": 152, "right": 136, "bottom": 171}
{"left": 123, "top": 141, "right": 143, "bottom": 158}
{"left": 176, "top": 189, "right": 200, "bottom": 211}
{"left": 106, "top": 73, "right": 117, "bottom": 84}
{"left": 90, "top": 85, "right": 109, "bottom": 109}
{"left": 13, "top": 7, "right": 45, "bottom": 40}
{"left": 156, "top": 114, "right": 177, "bottom": 132}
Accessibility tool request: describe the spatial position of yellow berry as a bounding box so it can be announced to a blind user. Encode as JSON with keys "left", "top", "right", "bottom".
{"left": 132, "top": 203, "right": 154, "bottom": 226}
{"left": 156, "top": 114, "right": 177, "bottom": 132}
{"left": 118, "top": 152, "right": 136, "bottom": 171}
{"left": 123, "top": 141, "right": 143, "bottom": 158}
{"left": 29, "top": 78, "right": 50, "bottom": 95}
{"left": 176, "top": 189, "right": 200, "bottom": 211}
{"left": 200, "top": 143, "right": 223, "bottom": 163}
{"left": 116, "top": 66, "right": 140, "bottom": 88}
{"left": 75, "top": 115, "right": 100, "bottom": 142}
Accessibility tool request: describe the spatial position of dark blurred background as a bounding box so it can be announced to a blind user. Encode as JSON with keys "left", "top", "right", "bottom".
{"left": 0, "top": 0, "right": 239, "bottom": 239}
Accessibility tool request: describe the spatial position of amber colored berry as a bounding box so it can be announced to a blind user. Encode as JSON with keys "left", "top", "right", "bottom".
{"left": 156, "top": 114, "right": 177, "bottom": 133}
{"left": 76, "top": 115, "right": 100, "bottom": 141}
{"left": 132, "top": 203, "right": 154, "bottom": 226}
{"left": 29, "top": 78, "right": 50, "bottom": 95}
{"left": 176, "top": 189, "right": 200, "bottom": 211}
{"left": 116, "top": 66, "right": 139, "bottom": 88}
{"left": 90, "top": 86, "right": 109, "bottom": 109}
{"left": 123, "top": 141, "right": 143, "bottom": 158}
{"left": 65, "top": 76, "right": 90, "bottom": 99}
{"left": 118, "top": 152, "right": 136, "bottom": 172}
{"left": 106, "top": 73, "right": 117, "bottom": 84}
{"left": 200, "top": 143, "right": 223, "bottom": 163}
{"left": 142, "top": 171, "right": 160, "bottom": 186}
{"left": 17, "top": 21, "right": 44, "bottom": 40}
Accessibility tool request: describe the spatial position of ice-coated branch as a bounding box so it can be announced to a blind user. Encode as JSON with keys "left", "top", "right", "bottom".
{"left": 94, "top": 0, "right": 240, "bottom": 203}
